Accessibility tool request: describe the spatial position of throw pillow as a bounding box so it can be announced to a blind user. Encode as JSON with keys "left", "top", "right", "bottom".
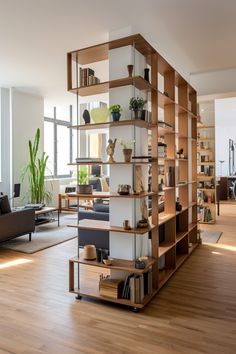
{"left": 0, "top": 195, "right": 11, "bottom": 214}
{"left": 93, "top": 202, "right": 109, "bottom": 213}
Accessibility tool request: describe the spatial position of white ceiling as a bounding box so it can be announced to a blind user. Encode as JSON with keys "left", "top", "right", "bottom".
{"left": 0, "top": 0, "right": 236, "bottom": 102}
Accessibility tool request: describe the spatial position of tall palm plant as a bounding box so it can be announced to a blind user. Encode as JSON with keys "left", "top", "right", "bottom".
{"left": 22, "top": 128, "right": 52, "bottom": 204}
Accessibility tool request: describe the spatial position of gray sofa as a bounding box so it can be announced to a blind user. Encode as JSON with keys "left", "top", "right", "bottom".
{"left": 78, "top": 204, "right": 109, "bottom": 249}
{"left": 0, "top": 208, "right": 35, "bottom": 243}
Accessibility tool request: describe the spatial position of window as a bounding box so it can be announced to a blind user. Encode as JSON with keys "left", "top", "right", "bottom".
{"left": 44, "top": 106, "right": 72, "bottom": 178}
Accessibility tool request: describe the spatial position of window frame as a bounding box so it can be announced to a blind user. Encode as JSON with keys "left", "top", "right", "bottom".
{"left": 44, "top": 106, "right": 73, "bottom": 179}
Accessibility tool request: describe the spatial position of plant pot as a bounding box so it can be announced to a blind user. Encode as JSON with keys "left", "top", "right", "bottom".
{"left": 111, "top": 112, "right": 121, "bottom": 121}
{"left": 77, "top": 184, "right": 93, "bottom": 194}
{"left": 123, "top": 148, "right": 132, "bottom": 163}
{"left": 133, "top": 109, "right": 146, "bottom": 120}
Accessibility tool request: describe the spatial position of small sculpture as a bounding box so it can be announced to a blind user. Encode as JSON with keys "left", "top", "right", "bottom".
{"left": 137, "top": 199, "right": 149, "bottom": 228}
{"left": 106, "top": 138, "right": 117, "bottom": 163}
{"left": 83, "top": 109, "right": 90, "bottom": 124}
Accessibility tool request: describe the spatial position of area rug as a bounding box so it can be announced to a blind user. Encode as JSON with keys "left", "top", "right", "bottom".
{"left": 0, "top": 213, "right": 78, "bottom": 254}
{"left": 200, "top": 230, "right": 223, "bottom": 244}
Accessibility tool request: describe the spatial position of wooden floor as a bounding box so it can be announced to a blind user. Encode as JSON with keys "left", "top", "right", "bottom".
{"left": 0, "top": 205, "right": 236, "bottom": 354}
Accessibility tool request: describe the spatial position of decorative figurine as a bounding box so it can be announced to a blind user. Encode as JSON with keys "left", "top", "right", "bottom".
{"left": 83, "top": 109, "right": 90, "bottom": 124}
{"left": 137, "top": 199, "right": 149, "bottom": 228}
{"left": 106, "top": 138, "right": 117, "bottom": 163}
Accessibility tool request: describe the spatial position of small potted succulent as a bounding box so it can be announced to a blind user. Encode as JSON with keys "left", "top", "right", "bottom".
{"left": 129, "top": 97, "right": 147, "bottom": 120}
{"left": 109, "top": 104, "right": 122, "bottom": 121}
{"left": 118, "top": 138, "right": 135, "bottom": 162}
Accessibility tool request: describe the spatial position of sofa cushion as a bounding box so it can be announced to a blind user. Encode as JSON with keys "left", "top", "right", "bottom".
{"left": 0, "top": 195, "right": 11, "bottom": 214}
{"left": 93, "top": 202, "right": 109, "bottom": 213}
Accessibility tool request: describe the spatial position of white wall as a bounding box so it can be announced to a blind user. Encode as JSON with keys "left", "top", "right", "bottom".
{"left": 11, "top": 89, "right": 44, "bottom": 204}
{"left": 0, "top": 88, "right": 11, "bottom": 195}
{"left": 215, "top": 97, "right": 236, "bottom": 176}
{"left": 190, "top": 68, "right": 236, "bottom": 96}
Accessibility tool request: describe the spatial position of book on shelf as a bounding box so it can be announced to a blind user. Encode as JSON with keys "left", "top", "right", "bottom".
{"left": 75, "top": 157, "right": 102, "bottom": 163}
{"left": 122, "top": 270, "right": 152, "bottom": 303}
{"left": 80, "top": 67, "right": 99, "bottom": 87}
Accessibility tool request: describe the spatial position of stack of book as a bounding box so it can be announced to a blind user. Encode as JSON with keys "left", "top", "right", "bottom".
{"left": 99, "top": 278, "right": 123, "bottom": 299}
{"left": 122, "top": 270, "right": 152, "bottom": 304}
{"left": 80, "top": 67, "right": 100, "bottom": 86}
{"left": 75, "top": 157, "right": 102, "bottom": 164}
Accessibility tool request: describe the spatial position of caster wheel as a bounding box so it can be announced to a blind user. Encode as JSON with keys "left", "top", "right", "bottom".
{"left": 75, "top": 295, "right": 82, "bottom": 300}
{"left": 131, "top": 307, "right": 140, "bottom": 313}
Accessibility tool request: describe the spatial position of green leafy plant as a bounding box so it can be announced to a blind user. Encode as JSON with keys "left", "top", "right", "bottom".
{"left": 78, "top": 168, "right": 89, "bottom": 185}
{"left": 129, "top": 97, "right": 147, "bottom": 111}
{"left": 21, "top": 128, "right": 52, "bottom": 204}
{"left": 109, "top": 104, "right": 122, "bottom": 113}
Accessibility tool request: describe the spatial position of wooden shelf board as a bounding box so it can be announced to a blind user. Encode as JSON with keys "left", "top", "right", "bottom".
{"left": 158, "top": 213, "right": 175, "bottom": 226}
{"left": 188, "top": 202, "right": 197, "bottom": 208}
{"left": 189, "top": 223, "right": 197, "bottom": 232}
{"left": 159, "top": 242, "right": 176, "bottom": 257}
{"left": 176, "top": 231, "right": 189, "bottom": 243}
{"left": 176, "top": 183, "right": 188, "bottom": 188}
{"left": 197, "top": 176, "right": 214, "bottom": 180}
{"left": 176, "top": 206, "right": 188, "bottom": 216}
{"left": 198, "top": 149, "right": 214, "bottom": 152}
{"left": 158, "top": 125, "right": 174, "bottom": 136}
{"left": 197, "top": 162, "right": 215, "bottom": 166}
{"left": 69, "top": 161, "right": 156, "bottom": 166}
{"left": 197, "top": 125, "right": 214, "bottom": 129}
{"left": 158, "top": 268, "right": 176, "bottom": 289}
{"left": 70, "top": 286, "right": 157, "bottom": 308}
{"left": 197, "top": 202, "right": 215, "bottom": 207}
{"left": 65, "top": 191, "right": 156, "bottom": 199}
{"left": 162, "top": 186, "right": 175, "bottom": 191}
{"left": 69, "top": 76, "right": 155, "bottom": 96}
{"left": 198, "top": 138, "right": 215, "bottom": 141}
{"left": 69, "top": 119, "right": 153, "bottom": 130}
{"left": 69, "top": 34, "right": 156, "bottom": 65}
{"left": 157, "top": 91, "right": 175, "bottom": 107}
{"left": 68, "top": 219, "right": 155, "bottom": 234}
{"left": 70, "top": 255, "right": 156, "bottom": 274}
{"left": 189, "top": 180, "right": 197, "bottom": 184}
{"left": 197, "top": 188, "right": 216, "bottom": 191}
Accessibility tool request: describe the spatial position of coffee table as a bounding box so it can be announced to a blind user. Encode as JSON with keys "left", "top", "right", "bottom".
{"left": 35, "top": 207, "right": 60, "bottom": 227}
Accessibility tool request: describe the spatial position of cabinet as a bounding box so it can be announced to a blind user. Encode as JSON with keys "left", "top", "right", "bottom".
{"left": 67, "top": 34, "right": 198, "bottom": 310}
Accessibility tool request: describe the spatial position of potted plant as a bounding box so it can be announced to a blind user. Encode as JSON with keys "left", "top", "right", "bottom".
{"left": 118, "top": 139, "right": 135, "bottom": 162}
{"left": 109, "top": 104, "right": 122, "bottom": 121}
{"left": 77, "top": 167, "right": 92, "bottom": 194}
{"left": 129, "top": 97, "right": 147, "bottom": 120}
{"left": 21, "top": 128, "right": 52, "bottom": 204}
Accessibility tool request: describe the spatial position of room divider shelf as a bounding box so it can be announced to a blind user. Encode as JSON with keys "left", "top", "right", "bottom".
{"left": 67, "top": 33, "right": 198, "bottom": 310}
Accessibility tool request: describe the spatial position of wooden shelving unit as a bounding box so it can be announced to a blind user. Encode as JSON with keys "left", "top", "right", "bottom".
{"left": 197, "top": 113, "right": 216, "bottom": 224}
{"left": 67, "top": 33, "right": 198, "bottom": 310}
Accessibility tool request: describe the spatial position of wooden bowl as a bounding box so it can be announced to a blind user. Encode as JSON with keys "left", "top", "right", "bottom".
{"left": 103, "top": 258, "right": 113, "bottom": 266}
